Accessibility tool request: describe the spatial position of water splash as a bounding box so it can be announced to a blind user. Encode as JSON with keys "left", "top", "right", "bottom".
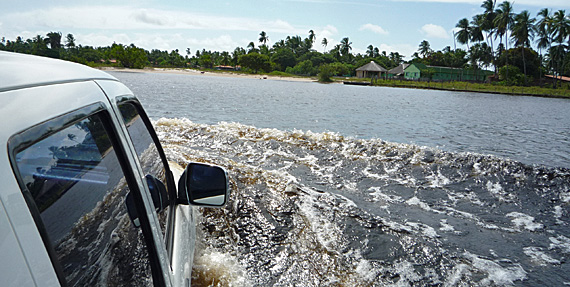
{"left": 155, "top": 118, "right": 570, "bottom": 286}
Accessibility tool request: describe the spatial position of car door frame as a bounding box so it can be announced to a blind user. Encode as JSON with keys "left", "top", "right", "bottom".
{"left": 97, "top": 79, "right": 195, "bottom": 287}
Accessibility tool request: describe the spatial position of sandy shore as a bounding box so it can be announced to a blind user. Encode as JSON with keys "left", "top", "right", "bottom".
{"left": 98, "top": 67, "right": 318, "bottom": 83}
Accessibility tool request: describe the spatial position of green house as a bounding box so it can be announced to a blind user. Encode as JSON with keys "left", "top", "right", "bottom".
{"left": 404, "top": 63, "right": 492, "bottom": 82}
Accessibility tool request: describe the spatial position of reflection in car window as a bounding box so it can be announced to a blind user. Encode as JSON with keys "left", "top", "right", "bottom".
{"left": 118, "top": 102, "right": 169, "bottom": 238}
{"left": 15, "top": 114, "right": 153, "bottom": 286}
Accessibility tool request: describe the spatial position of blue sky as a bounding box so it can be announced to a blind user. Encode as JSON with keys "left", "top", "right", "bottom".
{"left": 1, "top": 0, "right": 569, "bottom": 60}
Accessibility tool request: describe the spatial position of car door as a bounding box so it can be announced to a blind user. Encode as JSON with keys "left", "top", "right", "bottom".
{"left": 95, "top": 77, "right": 195, "bottom": 287}
{"left": 113, "top": 95, "right": 198, "bottom": 287}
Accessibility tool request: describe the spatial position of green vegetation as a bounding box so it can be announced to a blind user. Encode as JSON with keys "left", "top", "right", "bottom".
{"left": 1, "top": 1, "right": 569, "bottom": 96}
{"left": 369, "top": 78, "right": 570, "bottom": 98}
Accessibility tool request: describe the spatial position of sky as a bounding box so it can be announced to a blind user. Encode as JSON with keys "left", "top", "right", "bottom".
{"left": 1, "top": 0, "right": 569, "bottom": 60}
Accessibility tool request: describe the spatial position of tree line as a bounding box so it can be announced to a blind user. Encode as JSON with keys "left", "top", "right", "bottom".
{"left": 0, "top": 30, "right": 404, "bottom": 79}
{"left": 1, "top": 1, "right": 568, "bottom": 87}
{"left": 448, "top": 0, "right": 570, "bottom": 86}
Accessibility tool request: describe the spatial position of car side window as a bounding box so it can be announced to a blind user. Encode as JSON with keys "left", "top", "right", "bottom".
{"left": 13, "top": 113, "right": 154, "bottom": 286}
{"left": 118, "top": 102, "right": 170, "bottom": 239}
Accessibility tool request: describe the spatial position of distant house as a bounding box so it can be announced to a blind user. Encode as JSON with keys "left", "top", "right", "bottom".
{"left": 215, "top": 65, "right": 240, "bottom": 71}
{"left": 545, "top": 75, "right": 570, "bottom": 83}
{"left": 404, "top": 63, "right": 492, "bottom": 82}
{"left": 356, "top": 61, "right": 387, "bottom": 79}
{"left": 387, "top": 63, "right": 410, "bottom": 79}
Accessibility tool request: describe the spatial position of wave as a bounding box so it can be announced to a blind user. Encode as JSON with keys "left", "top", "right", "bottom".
{"left": 154, "top": 118, "right": 570, "bottom": 286}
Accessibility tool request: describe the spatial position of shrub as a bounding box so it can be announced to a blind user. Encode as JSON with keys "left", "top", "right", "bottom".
{"left": 318, "top": 64, "right": 333, "bottom": 82}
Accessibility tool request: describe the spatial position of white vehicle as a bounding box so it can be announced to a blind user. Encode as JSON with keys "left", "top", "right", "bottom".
{"left": 0, "top": 51, "right": 229, "bottom": 286}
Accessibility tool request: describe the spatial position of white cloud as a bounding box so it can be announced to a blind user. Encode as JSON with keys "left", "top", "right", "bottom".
{"left": 0, "top": 5, "right": 313, "bottom": 52}
{"left": 359, "top": 23, "right": 389, "bottom": 35}
{"left": 1, "top": 6, "right": 303, "bottom": 34}
{"left": 420, "top": 24, "right": 449, "bottom": 39}
{"left": 315, "top": 25, "right": 338, "bottom": 49}
{"left": 320, "top": 25, "right": 338, "bottom": 39}
{"left": 378, "top": 43, "right": 415, "bottom": 59}
{"left": 186, "top": 35, "right": 240, "bottom": 52}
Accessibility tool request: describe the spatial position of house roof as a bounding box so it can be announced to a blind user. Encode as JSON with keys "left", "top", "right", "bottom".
{"left": 545, "top": 75, "right": 570, "bottom": 82}
{"left": 405, "top": 63, "right": 493, "bottom": 76}
{"left": 387, "top": 63, "right": 410, "bottom": 75}
{"left": 356, "top": 61, "right": 387, "bottom": 72}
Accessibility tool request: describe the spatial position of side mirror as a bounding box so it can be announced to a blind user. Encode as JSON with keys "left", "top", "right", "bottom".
{"left": 178, "top": 162, "right": 229, "bottom": 207}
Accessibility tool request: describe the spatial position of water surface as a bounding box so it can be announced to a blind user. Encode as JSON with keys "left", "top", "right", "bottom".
{"left": 112, "top": 71, "right": 570, "bottom": 168}
{"left": 111, "top": 71, "right": 570, "bottom": 286}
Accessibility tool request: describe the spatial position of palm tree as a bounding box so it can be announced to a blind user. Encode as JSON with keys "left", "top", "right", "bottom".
{"left": 331, "top": 44, "right": 342, "bottom": 60}
{"left": 232, "top": 47, "right": 245, "bottom": 66}
{"left": 535, "top": 8, "right": 553, "bottom": 80}
{"left": 259, "top": 31, "right": 268, "bottom": 46}
{"left": 340, "top": 37, "right": 352, "bottom": 57}
{"left": 46, "top": 32, "right": 62, "bottom": 50}
{"left": 494, "top": 1, "right": 515, "bottom": 81}
{"left": 481, "top": 0, "right": 497, "bottom": 73}
{"left": 321, "top": 38, "right": 328, "bottom": 52}
{"left": 511, "top": 10, "right": 536, "bottom": 83}
{"left": 286, "top": 36, "right": 302, "bottom": 54}
{"left": 247, "top": 42, "right": 256, "bottom": 53}
{"left": 65, "top": 33, "right": 76, "bottom": 49}
{"left": 273, "top": 40, "right": 285, "bottom": 50}
{"left": 481, "top": 0, "right": 497, "bottom": 43}
{"left": 550, "top": 10, "right": 570, "bottom": 87}
{"left": 389, "top": 52, "right": 404, "bottom": 65}
{"left": 367, "top": 45, "right": 374, "bottom": 57}
{"left": 551, "top": 10, "right": 570, "bottom": 47}
{"left": 31, "top": 35, "right": 46, "bottom": 55}
{"left": 418, "top": 40, "right": 432, "bottom": 58}
{"left": 308, "top": 30, "right": 316, "bottom": 44}
{"left": 471, "top": 15, "right": 485, "bottom": 44}
{"left": 220, "top": 51, "right": 231, "bottom": 66}
{"left": 456, "top": 18, "right": 471, "bottom": 50}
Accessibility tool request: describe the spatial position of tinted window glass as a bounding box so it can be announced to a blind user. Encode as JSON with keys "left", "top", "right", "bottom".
{"left": 118, "top": 102, "right": 169, "bottom": 238}
{"left": 15, "top": 114, "right": 153, "bottom": 286}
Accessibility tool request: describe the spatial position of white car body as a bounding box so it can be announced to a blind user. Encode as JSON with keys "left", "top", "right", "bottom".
{"left": 0, "top": 51, "right": 228, "bottom": 286}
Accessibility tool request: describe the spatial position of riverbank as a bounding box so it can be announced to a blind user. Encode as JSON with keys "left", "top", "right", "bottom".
{"left": 99, "top": 67, "right": 318, "bottom": 83}
{"left": 368, "top": 79, "right": 570, "bottom": 99}
{"left": 100, "top": 67, "right": 569, "bottom": 98}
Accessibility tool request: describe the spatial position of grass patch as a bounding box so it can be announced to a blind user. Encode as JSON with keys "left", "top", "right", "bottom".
{"left": 369, "top": 79, "right": 570, "bottom": 98}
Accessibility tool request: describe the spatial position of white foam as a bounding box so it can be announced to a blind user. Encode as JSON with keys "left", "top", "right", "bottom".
{"left": 443, "top": 263, "right": 471, "bottom": 287}
{"left": 523, "top": 246, "right": 560, "bottom": 266}
{"left": 355, "top": 258, "right": 377, "bottom": 282}
{"left": 486, "top": 181, "right": 513, "bottom": 202}
{"left": 506, "top": 212, "right": 544, "bottom": 232}
{"left": 406, "top": 196, "right": 432, "bottom": 212}
{"left": 192, "top": 248, "right": 249, "bottom": 286}
{"left": 464, "top": 252, "right": 527, "bottom": 286}
{"left": 426, "top": 170, "right": 451, "bottom": 188}
{"left": 368, "top": 187, "right": 403, "bottom": 203}
{"left": 549, "top": 235, "right": 570, "bottom": 253}
{"left": 388, "top": 260, "right": 422, "bottom": 286}
{"left": 363, "top": 166, "right": 388, "bottom": 180}
{"left": 405, "top": 221, "right": 439, "bottom": 238}
{"left": 298, "top": 192, "right": 344, "bottom": 252}
{"left": 561, "top": 192, "right": 570, "bottom": 203}
{"left": 439, "top": 219, "right": 455, "bottom": 232}
{"left": 554, "top": 206, "right": 564, "bottom": 224}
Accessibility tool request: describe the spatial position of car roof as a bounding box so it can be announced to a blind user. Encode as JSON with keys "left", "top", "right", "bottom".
{"left": 0, "top": 51, "right": 117, "bottom": 92}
